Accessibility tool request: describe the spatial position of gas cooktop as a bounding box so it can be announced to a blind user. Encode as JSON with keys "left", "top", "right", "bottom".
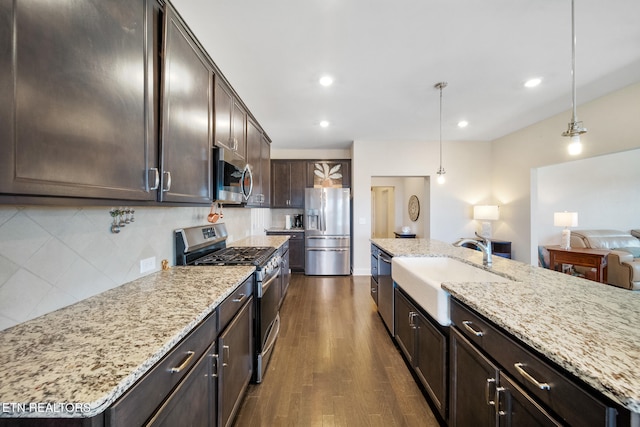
{"left": 194, "top": 246, "right": 276, "bottom": 267}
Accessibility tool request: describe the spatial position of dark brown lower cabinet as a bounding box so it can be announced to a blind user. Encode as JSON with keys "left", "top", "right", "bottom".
{"left": 218, "top": 296, "right": 253, "bottom": 427}
{"left": 394, "top": 288, "right": 447, "bottom": 420}
{"left": 450, "top": 327, "right": 563, "bottom": 427}
{"left": 147, "top": 342, "right": 217, "bottom": 426}
{"left": 266, "top": 231, "right": 304, "bottom": 272}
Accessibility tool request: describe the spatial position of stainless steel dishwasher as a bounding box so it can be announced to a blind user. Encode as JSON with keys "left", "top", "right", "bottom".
{"left": 377, "top": 250, "right": 394, "bottom": 336}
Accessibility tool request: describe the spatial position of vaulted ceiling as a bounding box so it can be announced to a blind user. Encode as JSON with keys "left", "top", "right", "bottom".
{"left": 172, "top": 0, "right": 640, "bottom": 150}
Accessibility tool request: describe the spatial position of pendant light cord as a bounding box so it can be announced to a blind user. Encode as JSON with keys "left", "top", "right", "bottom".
{"left": 570, "top": 0, "right": 577, "bottom": 123}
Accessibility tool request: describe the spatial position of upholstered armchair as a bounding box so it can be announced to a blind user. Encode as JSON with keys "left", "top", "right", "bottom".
{"left": 570, "top": 230, "right": 640, "bottom": 290}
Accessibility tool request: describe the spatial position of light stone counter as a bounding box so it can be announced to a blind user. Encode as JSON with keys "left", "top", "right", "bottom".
{"left": 230, "top": 234, "right": 290, "bottom": 249}
{"left": 0, "top": 265, "right": 254, "bottom": 419}
{"left": 371, "top": 238, "right": 640, "bottom": 414}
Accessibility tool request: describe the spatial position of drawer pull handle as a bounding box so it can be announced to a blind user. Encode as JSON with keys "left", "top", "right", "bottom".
{"left": 223, "top": 345, "right": 230, "bottom": 367}
{"left": 514, "top": 363, "right": 551, "bottom": 390}
{"left": 233, "top": 293, "right": 246, "bottom": 303}
{"left": 485, "top": 378, "right": 496, "bottom": 406}
{"left": 170, "top": 351, "right": 195, "bottom": 373}
{"left": 462, "top": 320, "right": 484, "bottom": 337}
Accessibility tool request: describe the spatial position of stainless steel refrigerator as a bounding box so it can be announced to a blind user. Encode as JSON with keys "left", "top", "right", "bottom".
{"left": 304, "top": 188, "right": 351, "bottom": 275}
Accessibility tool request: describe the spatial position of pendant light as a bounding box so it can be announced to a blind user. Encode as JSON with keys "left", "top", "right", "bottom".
{"left": 561, "top": 0, "right": 586, "bottom": 155}
{"left": 435, "top": 82, "right": 447, "bottom": 184}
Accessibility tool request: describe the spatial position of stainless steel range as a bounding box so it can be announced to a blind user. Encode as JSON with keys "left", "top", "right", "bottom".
{"left": 175, "top": 223, "right": 281, "bottom": 383}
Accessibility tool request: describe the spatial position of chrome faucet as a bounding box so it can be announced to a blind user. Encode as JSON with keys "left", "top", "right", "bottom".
{"left": 455, "top": 233, "right": 493, "bottom": 267}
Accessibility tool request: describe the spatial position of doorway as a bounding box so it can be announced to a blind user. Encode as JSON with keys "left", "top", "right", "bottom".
{"left": 371, "top": 186, "right": 396, "bottom": 238}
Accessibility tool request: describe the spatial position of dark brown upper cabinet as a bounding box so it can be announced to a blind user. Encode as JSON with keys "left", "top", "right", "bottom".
{"left": 158, "top": 4, "right": 212, "bottom": 203}
{"left": 0, "top": 0, "right": 159, "bottom": 201}
{"left": 214, "top": 77, "right": 246, "bottom": 163}
{"left": 245, "top": 118, "right": 271, "bottom": 207}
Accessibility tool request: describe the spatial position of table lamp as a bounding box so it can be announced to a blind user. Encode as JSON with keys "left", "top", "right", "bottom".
{"left": 473, "top": 205, "right": 500, "bottom": 238}
{"left": 554, "top": 211, "right": 578, "bottom": 249}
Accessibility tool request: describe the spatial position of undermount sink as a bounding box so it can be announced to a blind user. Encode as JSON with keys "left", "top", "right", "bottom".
{"left": 391, "top": 257, "right": 511, "bottom": 326}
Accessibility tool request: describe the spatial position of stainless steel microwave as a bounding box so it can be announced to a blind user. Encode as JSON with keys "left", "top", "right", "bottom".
{"left": 213, "top": 147, "right": 253, "bottom": 204}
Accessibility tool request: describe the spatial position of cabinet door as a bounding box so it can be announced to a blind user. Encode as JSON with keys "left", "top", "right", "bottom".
{"left": 260, "top": 135, "right": 271, "bottom": 206}
{"left": 159, "top": 5, "right": 212, "bottom": 203}
{"left": 271, "top": 161, "right": 291, "bottom": 207}
{"left": 232, "top": 101, "right": 247, "bottom": 162}
{"left": 0, "top": 0, "right": 158, "bottom": 200}
{"left": 147, "top": 342, "right": 216, "bottom": 427}
{"left": 289, "top": 234, "right": 305, "bottom": 272}
{"left": 393, "top": 289, "right": 415, "bottom": 364}
{"left": 289, "top": 161, "right": 307, "bottom": 208}
{"left": 414, "top": 311, "right": 447, "bottom": 419}
{"left": 245, "top": 119, "right": 262, "bottom": 206}
{"left": 497, "top": 373, "right": 562, "bottom": 427}
{"left": 218, "top": 297, "right": 253, "bottom": 427}
{"left": 214, "top": 78, "right": 233, "bottom": 152}
{"left": 449, "top": 327, "right": 499, "bottom": 427}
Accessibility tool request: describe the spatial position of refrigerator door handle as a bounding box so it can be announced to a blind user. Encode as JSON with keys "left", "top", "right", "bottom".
{"left": 320, "top": 189, "right": 326, "bottom": 231}
{"left": 306, "top": 248, "right": 349, "bottom": 252}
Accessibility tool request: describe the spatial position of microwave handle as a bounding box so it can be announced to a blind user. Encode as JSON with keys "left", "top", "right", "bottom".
{"left": 241, "top": 164, "right": 253, "bottom": 201}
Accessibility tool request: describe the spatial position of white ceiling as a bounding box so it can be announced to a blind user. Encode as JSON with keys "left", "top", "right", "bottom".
{"left": 171, "top": 0, "right": 640, "bottom": 150}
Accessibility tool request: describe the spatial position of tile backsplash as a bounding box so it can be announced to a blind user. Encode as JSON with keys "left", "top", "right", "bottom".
{"left": 0, "top": 205, "right": 268, "bottom": 331}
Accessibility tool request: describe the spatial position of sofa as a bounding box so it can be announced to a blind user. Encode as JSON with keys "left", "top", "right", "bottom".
{"left": 570, "top": 229, "right": 640, "bottom": 290}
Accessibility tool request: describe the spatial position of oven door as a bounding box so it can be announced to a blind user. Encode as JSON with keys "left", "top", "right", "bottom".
{"left": 255, "top": 266, "right": 281, "bottom": 383}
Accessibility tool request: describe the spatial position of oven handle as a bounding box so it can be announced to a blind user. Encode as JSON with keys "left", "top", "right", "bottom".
{"left": 262, "top": 313, "right": 281, "bottom": 356}
{"left": 259, "top": 267, "right": 280, "bottom": 298}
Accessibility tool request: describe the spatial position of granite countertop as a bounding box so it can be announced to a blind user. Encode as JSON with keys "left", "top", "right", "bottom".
{"left": 265, "top": 227, "right": 305, "bottom": 233}
{"left": 0, "top": 265, "right": 254, "bottom": 418}
{"left": 371, "top": 238, "right": 640, "bottom": 414}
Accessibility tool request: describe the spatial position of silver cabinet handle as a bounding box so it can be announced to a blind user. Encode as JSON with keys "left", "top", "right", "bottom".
{"left": 462, "top": 320, "right": 484, "bottom": 337}
{"left": 222, "top": 345, "right": 230, "bottom": 367}
{"left": 408, "top": 311, "right": 418, "bottom": 327}
{"left": 485, "top": 378, "right": 496, "bottom": 406}
{"left": 170, "top": 351, "right": 194, "bottom": 373}
{"left": 211, "top": 352, "right": 219, "bottom": 378}
{"left": 149, "top": 167, "right": 160, "bottom": 190}
{"left": 514, "top": 363, "right": 551, "bottom": 390}
{"left": 232, "top": 293, "right": 246, "bottom": 303}
{"left": 162, "top": 171, "right": 172, "bottom": 192}
{"left": 496, "top": 386, "right": 508, "bottom": 418}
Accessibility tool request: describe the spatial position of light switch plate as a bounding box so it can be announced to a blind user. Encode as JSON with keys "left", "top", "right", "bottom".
{"left": 140, "top": 257, "right": 156, "bottom": 274}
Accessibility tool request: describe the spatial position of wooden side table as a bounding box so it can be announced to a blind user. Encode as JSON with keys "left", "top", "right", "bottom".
{"left": 545, "top": 246, "right": 610, "bottom": 283}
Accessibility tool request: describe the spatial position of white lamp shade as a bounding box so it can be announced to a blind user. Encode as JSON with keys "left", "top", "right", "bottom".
{"left": 554, "top": 212, "right": 578, "bottom": 227}
{"left": 473, "top": 205, "right": 500, "bottom": 221}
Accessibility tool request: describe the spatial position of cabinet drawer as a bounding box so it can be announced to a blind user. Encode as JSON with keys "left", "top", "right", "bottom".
{"left": 451, "top": 300, "right": 616, "bottom": 426}
{"left": 107, "top": 311, "right": 218, "bottom": 426}
{"left": 219, "top": 277, "right": 253, "bottom": 332}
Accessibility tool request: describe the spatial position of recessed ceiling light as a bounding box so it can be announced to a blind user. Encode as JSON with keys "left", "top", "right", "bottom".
{"left": 319, "top": 120, "right": 330, "bottom": 128}
{"left": 457, "top": 120, "right": 469, "bottom": 128}
{"left": 319, "top": 75, "right": 334, "bottom": 87}
{"left": 524, "top": 78, "right": 542, "bottom": 88}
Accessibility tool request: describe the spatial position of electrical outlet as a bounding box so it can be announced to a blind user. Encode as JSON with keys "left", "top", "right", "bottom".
{"left": 140, "top": 257, "right": 156, "bottom": 274}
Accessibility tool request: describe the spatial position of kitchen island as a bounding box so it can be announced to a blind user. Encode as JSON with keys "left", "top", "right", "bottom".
{"left": 0, "top": 265, "right": 254, "bottom": 420}
{"left": 371, "top": 238, "right": 640, "bottom": 419}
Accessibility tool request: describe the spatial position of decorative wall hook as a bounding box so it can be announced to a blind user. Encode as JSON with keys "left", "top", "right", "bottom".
{"left": 110, "top": 208, "right": 135, "bottom": 233}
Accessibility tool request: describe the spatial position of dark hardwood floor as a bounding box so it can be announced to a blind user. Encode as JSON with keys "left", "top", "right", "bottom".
{"left": 233, "top": 274, "right": 440, "bottom": 427}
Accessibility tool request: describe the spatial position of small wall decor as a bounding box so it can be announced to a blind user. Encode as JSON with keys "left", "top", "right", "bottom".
{"left": 408, "top": 195, "right": 420, "bottom": 222}
{"left": 109, "top": 207, "right": 135, "bottom": 233}
{"left": 313, "top": 162, "right": 343, "bottom": 187}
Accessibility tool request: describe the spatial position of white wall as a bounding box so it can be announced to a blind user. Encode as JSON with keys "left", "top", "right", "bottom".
{"left": 536, "top": 148, "right": 640, "bottom": 246}
{"left": 0, "top": 205, "right": 260, "bottom": 331}
{"left": 371, "top": 176, "right": 429, "bottom": 237}
{"left": 492, "top": 82, "right": 640, "bottom": 263}
{"left": 352, "top": 140, "right": 493, "bottom": 275}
